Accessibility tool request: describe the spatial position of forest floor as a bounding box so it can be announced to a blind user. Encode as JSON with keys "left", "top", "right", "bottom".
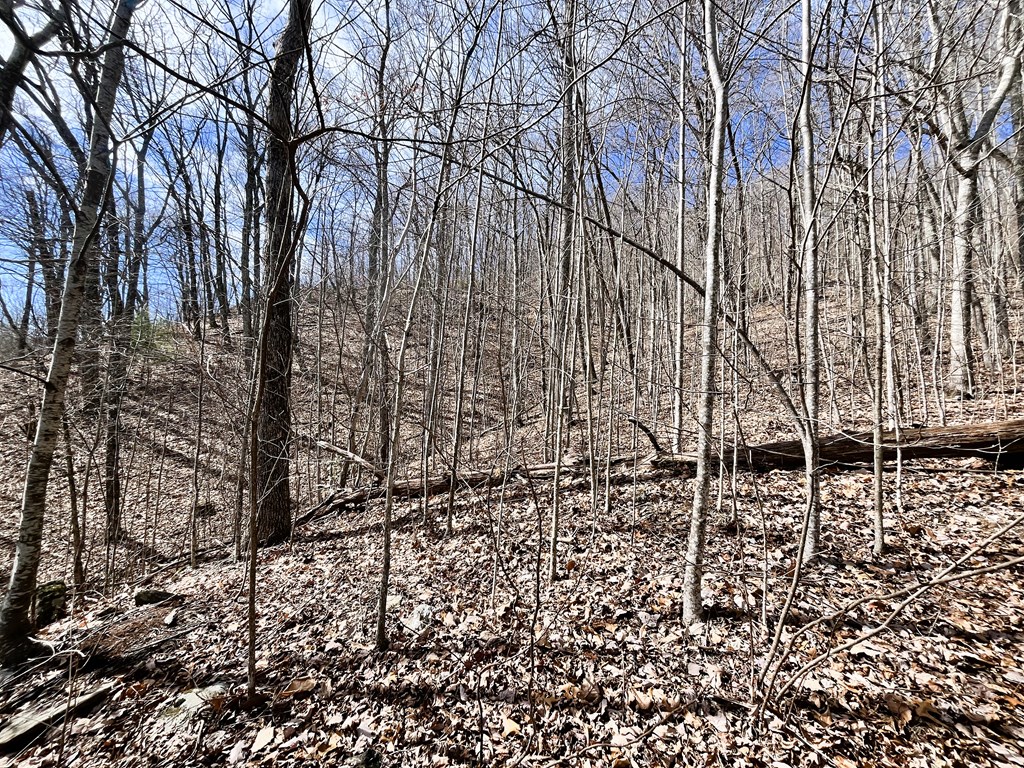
{"left": 1, "top": 455, "right": 1023, "bottom": 767}
{"left": 2, "top": 306, "right": 1024, "bottom": 767}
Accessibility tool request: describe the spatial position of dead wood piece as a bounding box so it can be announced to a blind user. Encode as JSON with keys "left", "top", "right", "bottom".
{"left": 0, "top": 671, "right": 63, "bottom": 718}
{"left": 297, "top": 433, "right": 385, "bottom": 479}
{"left": 649, "top": 420, "right": 1024, "bottom": 472}
{"left": 622, "top": 412, "right": 664, "bottom": 454}
{"left": 306, "top": 469, "right": 510, "bottom": 518}
{"left": 299, "top": 419, "right": 1024, "bottom": 521}
{"left": 0, "top": 683, "right": 115, "bottom": 751}
{"left": 296, "top": 454, "right": 674, "bottom": 527}
{"left": 731, "top": 418, "right": 1024, "bottom": 470}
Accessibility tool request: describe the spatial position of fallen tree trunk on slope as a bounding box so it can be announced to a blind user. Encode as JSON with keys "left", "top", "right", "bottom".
{"left": 652, "top": 418, "right": 1024, "bottom": 472}
{"left": 293, "top": 457, "right": 646, "bottom": 526}
{"left": 297, "top": 419, "right": 1024, "bottom": 525}
{"left": 296, "top": 468, "right": 508, "bottom": 526}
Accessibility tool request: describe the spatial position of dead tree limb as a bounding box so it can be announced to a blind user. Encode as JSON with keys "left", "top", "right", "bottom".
{"left": 717, "top": 418, "right": 1024, "bottom": 471}
{"left": 296, "top": 419, "right": 1024, "bottom": 525}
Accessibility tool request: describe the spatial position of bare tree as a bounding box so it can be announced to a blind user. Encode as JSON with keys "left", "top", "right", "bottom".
{"left": 0, "top": 2, "right": 65, "bottom": 146}
{"left": 0, "top": 0, "right": 140, "bottom": 667}
{"left": 251, "top": 0, "right": 313, "bottom": 546}
{"left": 682, "top": 0, "right": 728, "bottom": 625}
{"left": 918, "top": 0, "right": 1023, "bottom": 396}
{"left": 796, "top": 0, "right": 821, "bottom": 564}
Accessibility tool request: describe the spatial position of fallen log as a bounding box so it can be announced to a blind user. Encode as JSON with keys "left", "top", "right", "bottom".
{"left": 653, "top": 418, "right": 1024, "bottom": 472}
{"left": 0, "top": 683, "right": 115, "bottom": 751}
{"left": 294, "top": 457, "right": 641, "bottom": 526}
{"left": 294, "top": 468, "right": 512, "bottom": 526}
{"left": 297, "top": 419, "right": 1024, "bottom": 524}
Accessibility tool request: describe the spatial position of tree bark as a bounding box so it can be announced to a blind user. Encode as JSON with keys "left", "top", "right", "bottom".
{"left": 252, "top": 0, "right": 312, "bottom": 546}
{"left": 658, "top": 419, "right": 1024, "bottom": 471}
{"left": 0, "top": 0, "right": 138, "bottom": 667}
{"left": 1013, "top": 64, "right": 1024, "bottom": 289}
{"left": 948, "top": 160, "right": 979, "bottom": 397}
{"left": 0, "top": 8, "right": 63, "bottom": 147}
{"left": 927, "top": 0, "right": 1022, "bottom": 395}
{"left": 681, "top": 0, "right": 727, "bottom": 625}
{"left": 797, "top": 0, "right": 821, "bottom": 564}
{"left": 672, "top": 6, "right": 688, "bottom": 454}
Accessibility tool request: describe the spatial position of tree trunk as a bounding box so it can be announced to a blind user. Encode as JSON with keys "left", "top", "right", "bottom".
{"left": 17, "top": 205, "right": 37, "bottom": 350}
{"left": 252, "top": 0, "right": 312, "bottom": 546}
{"left": 548, "top": 0, "right": 579, "bottom": 582}
{"left": 797, "top": 0, "right": 821, "bottom": 564}
{"left": 672, "top": 9, "right": 688, "bottom": 454}
{"left": 212, "top": 120, "right": 231, "bottom": 340}
{"left": 239, "top": 107, "right": 260, "bottom": 361}
{"left": 1007, "top": 0, "right": 1024, "bottom": 290}
{"left": 0, "top": 0, "right": 137, "bottom": 667}
{"left": 932, "top": 0, "right": 1022, "bottom": 394}
{"left": 948, "top": 160, "right": 979, "bottom": 397}
{"left": 0, "top": 9, "right": 63, "bottom": 147}
{"left": 681, "top": 0, "right": 726, "bottom": 625}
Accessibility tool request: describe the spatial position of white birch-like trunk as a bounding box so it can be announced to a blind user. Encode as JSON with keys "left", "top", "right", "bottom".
{"left": 681, "top": 0, "right": 727, "bottom": 625}
{"left": 673, "top": 6, "right": 688, "bottom": 454}
{"left": 798, "top": 0, "right": 821, "bottom": 564}
{"left": 948, "top": 159, "right": 979, "bottom": 397}
{"left": 0, "top": 0, "right": 139, "bottom": 666}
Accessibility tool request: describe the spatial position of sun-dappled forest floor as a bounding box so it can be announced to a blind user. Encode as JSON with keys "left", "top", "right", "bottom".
{"left": 1, "top": 457, "right": 1023, "bottom": 767}
{"left": 2, "top": 303, "right": 1024, "bottom": 767}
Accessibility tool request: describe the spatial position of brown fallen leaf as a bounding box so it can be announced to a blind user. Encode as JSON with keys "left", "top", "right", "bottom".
{"left": 280, "top": 677, "right": 317, "bottom": 697}
{"left": 251, "top": 725, "right": 275, "bottom": 753}
{"left": 502, "top": 717, "right": 520, "bottom": 737}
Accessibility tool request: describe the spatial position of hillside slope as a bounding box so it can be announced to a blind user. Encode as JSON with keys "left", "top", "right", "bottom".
{"left": 1, "top": 462, "right": 1022, "bottom": 767}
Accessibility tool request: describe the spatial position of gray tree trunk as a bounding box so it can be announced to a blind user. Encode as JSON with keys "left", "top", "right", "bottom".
{"left": 795, "top": 0, "right": 821, "bottom": 564}
{"left": 948, "top": 160, "right": 979, "bottom": 397}
{"left": 252, "top": 0, "right": 312, "bottom": 546}
{"left": 930, "top": 0, "right": 1022, "bottom": 395}
{"left": 672, "top": 7, "right": 688, "bottom": 454}
{"left": 0, "top": 0, "right": 138, "bottom": 667}
{"left": 681, "top": 0, "right": 727, "bottom": 625}
{"left": 0, "top": 7, "right": 63, "bottom": 147}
